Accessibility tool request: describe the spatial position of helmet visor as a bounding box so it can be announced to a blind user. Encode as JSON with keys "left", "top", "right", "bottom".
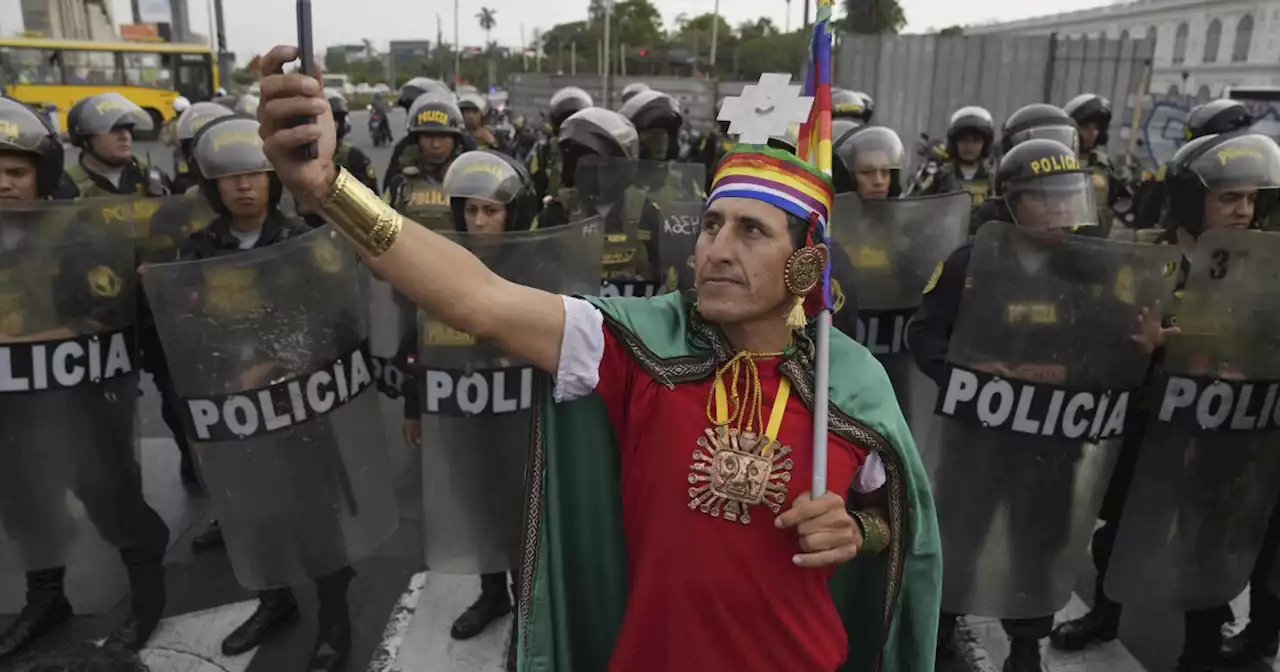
{"left": 176, "top": 103, "right": 234, "bottom": 142}
{"left": 194, "top": 119, "right": 273, "bottom": 180}
{"left": 443, "top": 152, "right": 523, "bottom": 203}
{"left": 1008, "top": 125, "right": 1079, "bottom": 154}
{"left": 847, "top": 127, "right": 905, "bottom": 170}
{"left": 1187, "top": 134, "right": 1280, "bottom": 192}
{"left": 1004, "top": 173, "right": 1097, "bottom": 230}
{"left": 78, "top": 93, "right": 153, "bottom": 134}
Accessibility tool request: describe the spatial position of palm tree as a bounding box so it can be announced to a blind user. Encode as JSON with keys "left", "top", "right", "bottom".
{"left": 477, "top": 8, "right": 497, "bottom": 46}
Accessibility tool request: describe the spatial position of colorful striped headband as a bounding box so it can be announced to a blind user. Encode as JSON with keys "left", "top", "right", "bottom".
{"left": 706, "top": 144, "right": 835, "bottom": 231}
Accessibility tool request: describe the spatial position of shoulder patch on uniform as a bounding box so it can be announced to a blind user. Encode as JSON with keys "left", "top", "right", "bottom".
{"left": 922, "top": 261, "right": 944, "bottom": 294}
{"left": 1163, "top": 261, "right": 1177, "bottom": 278}
{"left": 87, "top": 265, "right": 123, "bottom": 298}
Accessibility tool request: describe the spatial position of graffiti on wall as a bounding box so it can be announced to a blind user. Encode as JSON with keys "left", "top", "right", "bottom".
{"left": 1135, "top": 96, "right": 1280, "bottom": 170}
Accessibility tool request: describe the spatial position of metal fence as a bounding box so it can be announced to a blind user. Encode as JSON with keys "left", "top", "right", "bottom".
{"left": 837, "top": 33, "right": 1155, "bottom": 160}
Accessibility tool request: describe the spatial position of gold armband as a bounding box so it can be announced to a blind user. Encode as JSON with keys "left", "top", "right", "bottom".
{"left": 851, "top": 510, "right": 889, "bottom": 556}
{"left": 318, "top": 168, "right": 403, "bottom": 257}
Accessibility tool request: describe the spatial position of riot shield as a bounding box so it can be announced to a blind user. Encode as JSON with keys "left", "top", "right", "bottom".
{"left": 417, "top": 217, "right": 604, "bottom": 573}
{"left": 828, "top": 191, "right": 970, "bottom": 433}
{"left": 368, "top": 274, "right": 421, "bottom": 501}
{"left": 927, "top": 222, "right": 1179, "bottom": 619}
{"left": 143, "top": 227, "right": 398, "bottom": 590}
{"left": 1105, "top": 229, "right": 1280, "bottom": 610}
{"left": 82, "top": 194, "right": 212, "bottom": 264}
{"left": 0, "top": 203, "right": 141, "bottom": 573}
{"left": 656, "top": 200, "right": 702, "bottom": 293}
{"left": 576, "top": 157, "right": 704, "bottom": 298}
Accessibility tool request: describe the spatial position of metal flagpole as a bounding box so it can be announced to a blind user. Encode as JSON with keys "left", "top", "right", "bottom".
{"left": 453, "top": 0, "right": 460, "bottom": 86}
{"left": 602, "top": 0, "right": 613, "bottom": 104}
{"left": 709, "top": 0, "right": 719, "bottom": 67}
{"left": 809, "top": 0, "right": 835, "bottom": 498}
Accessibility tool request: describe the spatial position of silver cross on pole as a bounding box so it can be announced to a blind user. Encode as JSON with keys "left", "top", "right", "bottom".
{"left": 717, "top": 73, "right": 813, "bottom": 145}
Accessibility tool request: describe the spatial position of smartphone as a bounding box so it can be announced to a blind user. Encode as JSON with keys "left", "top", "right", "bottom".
{"left": 292, "top": 0, "right": 318, "bottom": 160}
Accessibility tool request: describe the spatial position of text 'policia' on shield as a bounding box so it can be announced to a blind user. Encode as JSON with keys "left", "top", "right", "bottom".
{"left": 180, "top": 340, "right": 375, "bottom": 441}
{"left": 0, "top": 330, "right": 135, "bottom": 392}
{"left": 1158, "top": 375, "right": 1280, "bottom": 432}
{"left": 937, "top": 365, "right": 1131, "bottom": 442}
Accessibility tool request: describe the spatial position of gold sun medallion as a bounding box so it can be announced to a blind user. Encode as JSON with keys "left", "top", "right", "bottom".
{"left": 688, "top": 425, "right": 792, "bottom": 525}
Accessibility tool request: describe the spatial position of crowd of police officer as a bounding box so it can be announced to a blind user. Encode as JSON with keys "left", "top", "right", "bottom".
{"left": 2, "top": 71, "right": 1279, "bottom": 672}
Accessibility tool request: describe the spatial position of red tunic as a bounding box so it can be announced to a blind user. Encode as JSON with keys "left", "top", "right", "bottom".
{"left": 594, "top": 328, "right": 869, "bottom": 672}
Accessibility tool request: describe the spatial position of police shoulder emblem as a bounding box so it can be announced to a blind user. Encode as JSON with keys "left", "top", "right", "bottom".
{"left": 1163, "top": 261, "right": 1178, "bottom": 278}
{"left": 922, "top": 261, "right": 944, "bottom": 294}
{"left": 1113, "top": 266, "right": 1135, "bottom": 304}
{"left": 87, "top": 265, "right": 123, "bottom": 298}
{"left": 311, "top": 235, "right": 343, "bottom": 273}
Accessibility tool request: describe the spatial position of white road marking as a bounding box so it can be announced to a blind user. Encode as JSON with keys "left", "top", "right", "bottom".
{"left": 381, "top": 573, "right": 510, "bottom": 672}
{"left": 137, "top": 600, "right": 261, "bottom": 672}
{"left": 367, "top": 571, "right": 427, "bottom": 672}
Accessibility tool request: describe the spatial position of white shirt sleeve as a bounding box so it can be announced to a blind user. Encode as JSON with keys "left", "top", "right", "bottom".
{"left": 552, "top": 294, "right": 888, "bottom": 494}
{"left": 553, "top": 295, "right": 605, "bottom": 403}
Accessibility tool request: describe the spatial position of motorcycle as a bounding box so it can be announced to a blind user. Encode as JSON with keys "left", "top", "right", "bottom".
{"left": 367, "top": 105, "right": 393, "bottom": 147}
{"left": 904, "top": 133, "right": 949, "bottom": 196}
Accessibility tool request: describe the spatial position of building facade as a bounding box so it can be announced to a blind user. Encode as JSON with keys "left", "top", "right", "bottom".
{"left": 20, "top": 0, "right": 117, "bottom": 40}
{"left": 967, "top": 0, "right": 1280, "bottom": 99}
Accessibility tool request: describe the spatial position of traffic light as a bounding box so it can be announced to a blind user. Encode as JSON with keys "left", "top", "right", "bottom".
{"left": 638, "top": 49, "right": 647, "bottom": 56}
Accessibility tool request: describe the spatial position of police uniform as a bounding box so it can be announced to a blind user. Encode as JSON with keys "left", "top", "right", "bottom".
{"left": 832, "top": 126, "right": 905, "bottom": 198}
{"left": 176, "top": 115, "right": 358, "bottom": 672}
{"left": 530, "top": 87, "right": 593, "bottom": 204}
{"left": 384, "top": 95, "right": 470, "bottom": 231}
{"left": 1052, "top": 132, "right": 1280, "bottom": 671}
{"left": 920, "top": 107, "right": 996, "bottom": 207}
{"left": 620, "top": 89, "right": 706, "bottom": 209}
{"left": 330, "top": 91, "right": 379, "bottom": 194}
{"left": 910, "top": 139, "right": 1126, "bottom": 672}
{"left": 1063, "top": 94, "right": 1121, "bottom": 239}
{"left": 0, "top": 95, "right": 169, "bottom": 659}
{"left": 458, "top": 93, "right": 497, "bottom": 150}
{"left": 169, "top": 102, "right": 236, "bottom": 196}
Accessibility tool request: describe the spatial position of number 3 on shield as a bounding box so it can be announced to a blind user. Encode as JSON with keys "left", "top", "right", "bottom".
{"left": 1209, "top": 249, "right": 1230, "bottom": 280}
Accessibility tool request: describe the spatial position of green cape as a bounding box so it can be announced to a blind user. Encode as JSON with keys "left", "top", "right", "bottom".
{"left": 516, "top": 292, "right": 942, "bottom": 672}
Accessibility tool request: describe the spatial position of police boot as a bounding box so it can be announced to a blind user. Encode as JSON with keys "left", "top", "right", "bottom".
{"left": 191, "top": 520, "right": 225, "bottom": 553}
{"left": 1002, "top": 637, "right": 1044, "bottom": 672}
{"left": 1220, "top": 622, "right": 1280, "bottom": 668}
{"left": 937, "top": 612, "right": 960, "bottom": 660}
{"left": 221, "top": 588, "right": 299, "bottom": 656}
{"left": 102, "top": 546, "right": 167, "bottom": 651}
{"left": 451, "top": 572, "right": 512, "bottom": 640}
{"left": 1050, "top": 608, "right": 1120, "bottom": 651}
{"left": 307, "top": 567, "right": 354, "bottom": 672}
{"left": 0, "top": 567, "right": 72, "bottom": 660}
{"left": 1175, "top": 609, "right": 1228, "bottom": 672}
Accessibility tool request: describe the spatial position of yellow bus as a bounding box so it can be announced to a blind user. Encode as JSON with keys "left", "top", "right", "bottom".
{"left": 0, "top": 37, "right": 220, "bottom": 138}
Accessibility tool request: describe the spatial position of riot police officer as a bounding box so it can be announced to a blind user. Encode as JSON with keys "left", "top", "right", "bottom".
{"left": 384, "top": 94, "right": 469, "bottom": 230}
{"left": 327, "top": 91, "right": 377, "bottom": 192}
{"left": 397, "top": 76, "right": 455, "bottom": 111}
{"left": 0, "top": 96, "right": 170, "bottom": 660}
{"left": 917, "top": 106, "right": 996, "bottom": 207}
{"left": 1051, "top": 132, "right": 1280, "bottom": 672}
{"left": 176, "top": 115, "right": 356, "bottom": 671}
{"left": 619, "top": 89, "right": 705, "bottom": 205}
{"left": 971, "top": 103, "right": 1080, "bottom": 233}
{"left": 1064, "top": 93, "right": 1119, "bottom": 237}
{"left": 458, "top": 92, "right": 498, "bottom": 149}
{"left": 62, "top": 93, "right": 169, "bottom": 198}
{"left": 529, "top": 86, "right": 593, "bottom": 204}
{"left": 832, "top": 88, "right": 870, "bottom": 124}
{"left": 619, "top": 82, "right": 650, "bottom": 106}
{"left": 833, "top": 126, "right": 905, "bottom": 199}
{"left": 400, "top": 150, "right": 538, "bottom": 654}
{"left": 170, "top": 101, "right": 235, "bottom": 195}
{"left": 909, "top": 138, "right": 1139, "bottom": 672}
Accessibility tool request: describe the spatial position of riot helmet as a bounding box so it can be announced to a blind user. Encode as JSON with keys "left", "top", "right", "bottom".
{"left": 619, "top": 82, "right": 650, "bottom": 106}
{"left": 173, "top": 96, "right": 191, "bottom": 115}
{"left": 995, "top": 138, "right": 1096, "bottom": 232}
{"left": 1063, "top": 93, "right": 1112, "bottom": 150}
{"left": 1187, "top": 99, "right": 1255, "bottom": 140}
{"left": 832, "top": 118, "right": 862, "bottom": 147}
{"left": 192, "top": 115, "right": 281, "bottom": 215}
{"left": 457, "top": 92, "right": 488, "bottom": 131}
{"left": 620, "top": 90, "right": 683, "bottom": 161}
{"left": 1000, "top": 104, "right": 1079, "bottom": 156}
{"left": 443, "top": 149, "right": 538, "bottom": 233}
{"left": 67, "top": 93, "right": 154, "bottom": 148}
{"left": 398, "top": 77, "right": 454, "bottom": 110}
{"left": 946, "top": 106, "right": 995, "bottom": 162}
{"left": 175, "top": 102, "right": 235, "bottom": 164}
{"left": 327, "top": 90, "right": 351, "bottom": 142}
{"left": 215, "top": 87, "right": 229, "bottom": 97}
{"left": 834, "top": 126, "right": 905, "bottom": 199}
{"left": 212, "top": 95, "right": 239, "bottom": 110}
{"left": 0, "top": 97, "right": 65, "bottom": 198}
{"left": 548, "top": 87, "right": 594, "bottom": 133}
{"left": 1163, "top": 132, "right": 1280, "bottom": 236}
{"left": 832, "top": 88, "right": 870, "bottom": 123}
{"left": 558, "top": 107, "right": 639, "bottom": 190}
{"left": 233, "top": 94, "right": 260, "bottom": 117}
{"left": 851, "top": 91, "right": 875, "bottom": 124}
{"left": 407, "top": 94, "right": 467, "bottom": 167}
{"left": 768, "top": 124, "right": 800, "bottom": 154}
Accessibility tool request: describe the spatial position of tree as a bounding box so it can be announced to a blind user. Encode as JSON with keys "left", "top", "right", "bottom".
{"left": 738, "top": 17, "right": 779, "bottom": 40}
{"left": 672, "top": 12, "right": 734, "bottom": 46}
{"left": 840, "top": 0, "right": 907, "bottom": 34}
{"left": 607, "top": 0, "right": 665, "bottom": 49}
{"left": 477, "top": 7, "right": 497, "bottom": 86}
{"left": 939, "top": 24, "right": 964, "bottom": 36}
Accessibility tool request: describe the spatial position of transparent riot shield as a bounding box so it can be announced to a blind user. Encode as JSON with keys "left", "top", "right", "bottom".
{"left": 656, "top": 200, "right": 702, "bottom": 294}
{"left": 0, "top": 203, "right": 141, "bottom": 573}
{"left": 80, "top": 194, "right": 211, "bottom": 264}
{"left": 829, "top": 192, "right": 970, "bottom": 434}
{"left": 1106, "top": 229, "right": 1280, "bottom": 610}
{"left": 928, "top": 222, "right": 1180, "bottom": 619}
{"left": 143, "top": 227, "right": 398, "bottom": 590}
{"left": 417, "top": 217, "right": 604, "bottom": 573}
{"left": 576, "top": 157, "right": 704, "bottom": 298}
{"left": 368, "top": 276, "right": 421, "bottom": 505}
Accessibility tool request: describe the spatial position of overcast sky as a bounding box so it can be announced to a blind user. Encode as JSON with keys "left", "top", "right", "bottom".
{"left": 0, "top": 0, "right": 1120, "bottom": 64}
